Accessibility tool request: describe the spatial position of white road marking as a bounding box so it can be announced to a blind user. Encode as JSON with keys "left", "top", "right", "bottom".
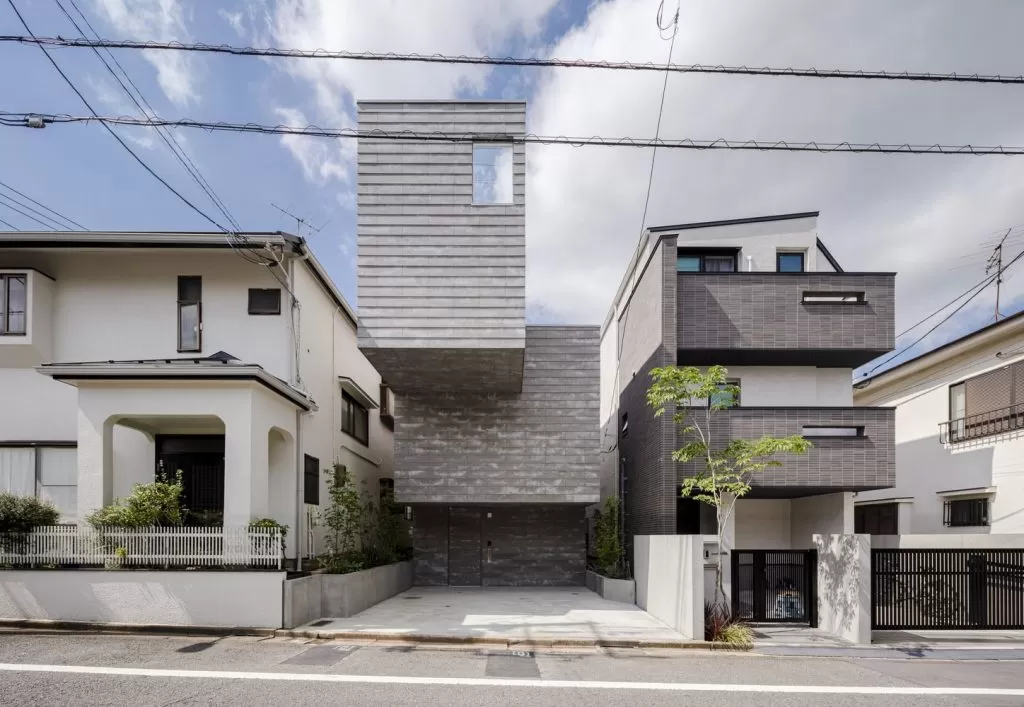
{"left": 0, "top": 663, "right": 1021, "bottom": 696}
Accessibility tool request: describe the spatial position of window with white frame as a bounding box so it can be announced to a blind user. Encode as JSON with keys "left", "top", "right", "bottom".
{"left": 0, "top": 446, "right": 77, "bottom": 519}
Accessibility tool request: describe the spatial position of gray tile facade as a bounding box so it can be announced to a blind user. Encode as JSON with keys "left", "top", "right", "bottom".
{"left": 410, "top": 504, "right": 586, "bottom": 587}
{"left": 675, "top": 407, "right": 896, "bottom": 491}
{"left": 677, "top": 273, "right": 895, "bottom": 363}
{"left": 393, "top": 326, "right": 600, "bottom": 505}
{"left": 356, "top": 101, "right": 527, "bottom": 391}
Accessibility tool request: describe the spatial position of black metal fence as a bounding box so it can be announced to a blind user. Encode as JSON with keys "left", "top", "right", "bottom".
{"left": 871, "top": 549, "right": 1024, "bottom": 630}
{"left": 732, "top": 550, "right": 817, "bottom": 625}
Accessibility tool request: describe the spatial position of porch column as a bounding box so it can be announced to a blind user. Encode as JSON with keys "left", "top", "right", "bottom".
{"left": 77, "top": 409, "right": 114, "bottom": 522}
{"left": 223, "top": 422, "right": 255, "bottom": 527}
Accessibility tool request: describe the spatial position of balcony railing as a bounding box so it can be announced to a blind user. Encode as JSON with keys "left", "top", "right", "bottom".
{"left": 940, "top": 404, "right": 1024, "bottom": 444}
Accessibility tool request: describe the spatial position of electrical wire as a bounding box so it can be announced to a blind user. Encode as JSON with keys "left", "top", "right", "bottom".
{"left": 0, "top": 193, "right": 64, "bottom": 229}
{"left": 4, "top": 0, "right": 230, "bottom": 233}
{"left": 7, "top": 34, "right": 1024, "bottom": 86}
{"left": 0, "top": 216, "right": 20, "bottom": 230}
{"left": 0, "top": 179, "right": 85, "bottom": 229}
{"left": 863, "top": 247, "right": 1024, "bottom": 377}
{"left": 57, "top": 0, "right": 244, "bottom": 237}
{"left": 8, "top": 112, "right": 1024, "bottom": 156}
{"left": 0, "top": 190, "right": 68, "bottom": 229}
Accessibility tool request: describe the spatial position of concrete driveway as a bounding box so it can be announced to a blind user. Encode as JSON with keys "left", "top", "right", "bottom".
{"left": 290, "top": 587, "right": 686, "bottom": 645}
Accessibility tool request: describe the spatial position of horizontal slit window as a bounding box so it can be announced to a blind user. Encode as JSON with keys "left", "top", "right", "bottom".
{"left": 801, "top": 426, "right": 864, "bottom": 438}
{"left": 802, "top": 291, "right": 865, "bottom": 304}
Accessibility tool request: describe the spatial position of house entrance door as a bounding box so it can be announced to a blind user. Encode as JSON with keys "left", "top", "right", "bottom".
{"left": 155, "top": 435, "right": 225, "bottom": 524}
{"left": 448, "top": 507, "right": 482, "bottom": 586}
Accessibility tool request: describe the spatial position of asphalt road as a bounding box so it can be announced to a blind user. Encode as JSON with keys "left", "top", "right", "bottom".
{"left": 1, "top": 632, "right": 1023, "bottom": 706}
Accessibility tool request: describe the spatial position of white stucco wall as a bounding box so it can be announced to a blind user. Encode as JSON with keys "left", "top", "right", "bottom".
{"left": 732, "top": 493, "right": 852, "bottom": 550}
{"left": 791, "top": 492, "right": 853, "bottom": 549}
{"left": 671, "top": 215, "right": 828, "bottom": 272}
{"left": 814, "top": 534, "right": 871, "bottom": 644}
{"left": 726, "top": 367, "right": 853, "bottom": 406}
{"left": 855, "top": 328, "right": 1024, "bottom": 534}
{"left": 0, "top": 570, "right": 285, "bottom": 628}
{"left": 634, "top": 535, "right": 704, "bottom": 640}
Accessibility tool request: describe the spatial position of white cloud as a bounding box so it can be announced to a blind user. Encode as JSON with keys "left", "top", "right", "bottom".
{"left": 91, "top": 0, "right": 197, "bottom": 106}
{"left": 218, "top": 9, "right": 245, "bottom": 36}
{"left": 273, "top": 106, "right": 351, "bottom": 184}
{"left": 268, "top": 0, "right": 558, "bottom": 185}
{"left": 524, "top": 0, "right": 1024, "bottom": 330}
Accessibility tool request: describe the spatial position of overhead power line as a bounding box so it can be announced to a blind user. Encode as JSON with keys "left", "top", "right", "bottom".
{"left": 8, "top": 112, "right": 1024, "bottom": 156}
{"left": 5, "top": 35, "right": 1024, "bottom": 86}
{"left": 0, "top": 178, "right": 86, "bottom": 229}
{"left": 4, "top": 0, "right": 229, "bottom": 233}
{"left": 0, "top": 192, "right": 65, "bottom": 229}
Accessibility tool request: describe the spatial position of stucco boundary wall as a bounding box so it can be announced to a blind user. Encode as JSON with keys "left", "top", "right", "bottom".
{"left": 585, "top": 570, "right": 636, "bottom": 604}
{"left": 283, "top": 561, "right": 413, "bottom": 629}
{"left": 633, "top": 535, "right": 704, "bottom": 640}
{"left": 872, "top": 534, "right": 1024, "bottom": 549}
{"left": 0, "top": 570, "right": 286, "bottom": 628}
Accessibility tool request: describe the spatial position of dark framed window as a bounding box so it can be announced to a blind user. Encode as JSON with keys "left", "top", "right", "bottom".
{"left": 777, "top": 251, "right": 805, "bottom": 272}
{"left": 855, "top": 503, "right": 898, "bottom": 534}
{"left": 710, "top": 379, "right": 741, "bottom": 408}
{"left": 177, "top": 276, "right": 202, "bottom": 352}
{"left": 802, "top": 291, "right": 865, "bottom": 304}
{"left": 801, "top": 426, "right": 865, "bottom": 438}
{"left": 341, "top": 391, "right": 370, "bottom": 445}
{"left": 303, "top": 454, "right": 319, "bottom": 505}
{"left": 379, "top": 477, "right": 395, "bottom": 503}
{"left": 248, "top": 288, "right": 281, "bottom": 315}
{"left": 676, "top": 249, "right": 738, "bottom": 273}
{"left": 944, "top": 498, "right": 989, "bottom": 527}
{"left": 0, "top": 273, "right": 27, "bottom": 335}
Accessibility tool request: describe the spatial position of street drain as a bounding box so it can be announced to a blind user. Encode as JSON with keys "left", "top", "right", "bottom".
{"left": 402, "top": 596, "right": 422, "bottom": 600}
{"left": 309, "top": 619, "right": 332, "bottom": 627}
{"left": 176, "top": 641, "right": 215, "bottom": 654}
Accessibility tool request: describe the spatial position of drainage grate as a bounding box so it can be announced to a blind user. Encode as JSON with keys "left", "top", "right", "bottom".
{"left": 309, "top": 619, "right": 332, "bottom": 627}
{"left": 402, "top": 596, "right": 422, "bottom": 600}
{"left": 485, "top": 651, "right": 540, "bottom": 679}
{"left": 283, "top": 645, "right": 358, "bottom": 666}
{"left": 176, "top": 641, "right": 215, "bottom": 654}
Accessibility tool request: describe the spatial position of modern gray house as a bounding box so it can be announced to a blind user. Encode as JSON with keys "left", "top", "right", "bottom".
{"left": 600, "top": 211, "right": 896, "bottom": 614}
{"left": 356, "top": 100, "right": 600, "bottom": 587}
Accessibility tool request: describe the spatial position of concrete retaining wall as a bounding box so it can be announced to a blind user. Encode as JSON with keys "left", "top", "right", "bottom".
{"left": 283, "top": 561, "right": 413, "bottom": 629}
{"left": 0, "top": 570, "right": 285, "bottom": 628}
{"left": 814, "top": 534, "right": 871, "bottom": 645}
{"left": 633, "top": 535, "right": 703, "bottom": 640}
{"left": 585, "top": 570, "right": 636, "bottom": 604}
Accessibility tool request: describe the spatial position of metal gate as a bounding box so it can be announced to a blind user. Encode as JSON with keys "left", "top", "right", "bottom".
{"left": 731, "top": 550, "right": 817, "bottom": 624}
{"left": 872, "top": 549, "right": 1024, "bottom": 630}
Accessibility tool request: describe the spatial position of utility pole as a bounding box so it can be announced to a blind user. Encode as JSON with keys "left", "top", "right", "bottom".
{"left": 986, "top": 229, "right": 1011, "bottom": 321}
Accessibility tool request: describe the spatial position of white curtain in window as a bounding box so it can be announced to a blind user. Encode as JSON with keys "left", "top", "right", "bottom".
{"left": 0, "top": 447, "right": 35, "bottom": 496}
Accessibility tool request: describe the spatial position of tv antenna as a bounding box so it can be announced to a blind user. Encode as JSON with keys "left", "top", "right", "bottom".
{"left": 271, "top": 202, "right": 325, "bottom": 239}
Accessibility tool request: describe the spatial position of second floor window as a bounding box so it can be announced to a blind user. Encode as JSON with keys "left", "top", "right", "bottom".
{"left": 342, "top": 391, "right": 369, "bottom": 445}
{"left": 710, "top": 380, "right": 741, "bottom": 408}
{"left": 777, "top": 251, "right": 805, "bottom": 272}
{"left": 677, "top": 250, "right": 737, "bottom": 273}
{"left": 177, "top": 276, "right": 202, "bottom": 352}
{"left": 0, "top": 273, "right": 26, "bottom": 335}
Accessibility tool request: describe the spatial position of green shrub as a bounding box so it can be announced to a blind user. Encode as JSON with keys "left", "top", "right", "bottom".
{"left": 249, "top": 517, "right": 288, "bottom": 554}
{"left": 593, "top": 496, "right": 627, "bottom": 579}
{"left": 0, "top": 492, "right": 60, "bottom": 534}
{"left": 87, "top": 472, "right": 184, "bottom": 528}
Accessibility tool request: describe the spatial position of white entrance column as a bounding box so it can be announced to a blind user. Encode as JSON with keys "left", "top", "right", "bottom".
{"left": 76, "top": 407, "right": 114, "bottom": 522}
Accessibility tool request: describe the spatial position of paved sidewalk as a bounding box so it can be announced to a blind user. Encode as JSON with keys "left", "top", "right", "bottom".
{"left": 286, "top": 587, "right": 688, "bottom": 645}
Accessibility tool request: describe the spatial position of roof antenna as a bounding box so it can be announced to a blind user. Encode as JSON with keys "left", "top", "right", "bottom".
{"left": 270, "top": 202, "right": 324, "bottom": 239}
{"left": 986, "top": 228, "right": 1011, "bottom": 321}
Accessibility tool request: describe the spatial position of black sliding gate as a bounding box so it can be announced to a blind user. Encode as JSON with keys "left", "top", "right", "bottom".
{"left": 872, "top": 549, "right": 1024, "bottom": 630}
{"left": 732, "top": 550, "right": 817, "bottom": 625}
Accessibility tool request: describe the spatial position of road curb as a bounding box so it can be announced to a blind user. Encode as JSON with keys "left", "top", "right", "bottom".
{"left": 271, "top": 629, "right": 732, "bottom": 650}
{"left": 0, "top": 619, "right": 273, "bottom": 637}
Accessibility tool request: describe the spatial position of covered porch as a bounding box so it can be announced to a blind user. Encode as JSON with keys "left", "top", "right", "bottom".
{"left": 36, "top": 356, "right": 314, "bottom": 559}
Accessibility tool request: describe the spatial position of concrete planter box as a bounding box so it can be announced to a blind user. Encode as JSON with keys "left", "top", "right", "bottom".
{"left": 283, "top": 560, "right": 413, "bottom": 629}
{"left": 586, "top": 569, "right": 636, "bottom": 604}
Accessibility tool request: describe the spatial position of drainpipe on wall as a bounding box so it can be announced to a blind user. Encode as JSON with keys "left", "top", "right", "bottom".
{"left": 294, "top": 407, "right": 304, "bottom": 569}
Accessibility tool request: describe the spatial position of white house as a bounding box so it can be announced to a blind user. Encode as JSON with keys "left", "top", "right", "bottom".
{"left": 0, "top": 231, "right": 393, "bottom": 562}
{"left": 854, "top": 311, "right": 1024, "bottom": 534}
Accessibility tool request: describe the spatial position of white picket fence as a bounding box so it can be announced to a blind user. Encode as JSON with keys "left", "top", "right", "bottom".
{"left": 0, "top": 526, "right": 283, "bottom": 570}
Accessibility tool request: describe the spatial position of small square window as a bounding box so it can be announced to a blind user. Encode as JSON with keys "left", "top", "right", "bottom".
{"left": 777, "top": 252, "right": 805, "bottom": 272}
{"left": 248, "top": 288, "right": 282, "bottom": 315}
{"left": 944, "top": 498, "right": 988, "bottom": 527}
{"left": 472, "top": 144, "right": 514, "bottom": 204}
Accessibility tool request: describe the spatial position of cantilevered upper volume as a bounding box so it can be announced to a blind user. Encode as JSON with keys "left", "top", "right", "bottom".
{"left": 355, "top": 100, "right": 527, "bottom": 393}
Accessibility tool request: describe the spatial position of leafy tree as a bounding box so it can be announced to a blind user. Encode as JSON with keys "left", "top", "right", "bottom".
{"left": 593, "top": 496, "right": 626, "bottom": 578}
{"left": 86, "top": 471, "right": 185, "bottom": 528}
{"left": 319, "top": 463, "right": 365, "bottom": 573}
{"left": 646, "top": 365, "right": 811, "bottom": 609}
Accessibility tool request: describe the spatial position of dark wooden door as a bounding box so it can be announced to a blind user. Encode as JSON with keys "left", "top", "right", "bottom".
{"left": 156, "top": 435, "right": 225, "bottom": 523}
{"left": 448, "top": 507, "right": 482, "bottom": 586}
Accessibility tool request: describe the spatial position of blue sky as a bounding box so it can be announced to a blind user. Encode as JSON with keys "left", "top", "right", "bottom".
{"left": 4, "top": 0, "right": 1024, "bottom": 378}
